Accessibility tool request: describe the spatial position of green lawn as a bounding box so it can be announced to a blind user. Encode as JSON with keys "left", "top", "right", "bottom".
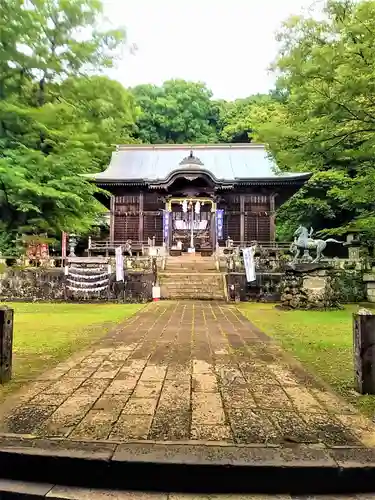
{"left": 0, "top": 302, "right": 142, "bottom": 401}
{"left": 239, "top": 303, "right": 375, "bottom": 417}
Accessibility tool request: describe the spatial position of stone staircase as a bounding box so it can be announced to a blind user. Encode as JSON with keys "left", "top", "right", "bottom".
{"left": 159, "top": 254, "right": 227, "bottom": 300}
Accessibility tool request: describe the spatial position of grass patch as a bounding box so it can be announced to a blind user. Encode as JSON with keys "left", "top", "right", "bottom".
{"left": 0, "top": 302, "right": 142, "bottom": 401}
{"left": 239, "top": 302, "right": 375, "bottom": 417}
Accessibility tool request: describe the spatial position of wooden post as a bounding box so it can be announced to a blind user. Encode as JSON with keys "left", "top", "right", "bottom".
{"left": 0, "top": 306, "right": 14, "bottom": 384}
{"left": 110, "top": 196, "right": 115, "bottom": 243}
{"left": 240, "top": 194, "right": 245, "bottom": 246}
{"left": 211, "top": 211, "right": 216, "bottom": 251}
{"left": 269, "top": 193, "right": 276, "bottom": 242}
{"left": 353, "top": 310, "right": 375, "bottom": 394}
{"left": 139, "top": 192, "right": 144, "bottom": 244}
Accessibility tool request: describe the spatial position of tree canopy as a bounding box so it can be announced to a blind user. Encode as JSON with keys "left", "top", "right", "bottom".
{"left": 0, "top": 0, "right": 136, "bottom": 254}
{"left": 254, "top": 0, "right": 375, "bottom": 241}
{"left": 3, "top": 0, "right": 375, "bottom": 254}
{"left": 131, "top": 80, "right": 221, "bottom": 144}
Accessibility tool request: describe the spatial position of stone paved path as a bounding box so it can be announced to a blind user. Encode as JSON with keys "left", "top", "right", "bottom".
{"left": 2, "top": 481, "right": 375, "bottom": 499}
{"left": 1, "top": 301, "right": 375, "bottom": 446}
{"left": 15, "top": 486, "right": 375, "bottom": 499}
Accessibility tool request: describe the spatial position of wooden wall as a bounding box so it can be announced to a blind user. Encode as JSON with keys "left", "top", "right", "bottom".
{"left": 143, "top": 192, "right": 163, "bottom": 245}
{"left": 113, "top": 192, "right": 163, "bottom": 244}
{"left": 113, "top": 195, "right": 139, "bottom": 242}
{"left": 112, "top": 189, "right": 274, "bottom": 244}
{"left": 219, "top": 193, "right": 273, "bottom": 243}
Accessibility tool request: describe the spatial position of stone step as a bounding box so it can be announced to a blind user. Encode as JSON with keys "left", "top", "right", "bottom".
{"left": 158, "top": 273, "right": 223, "bottom": 283}
{"left": 166, "top": 265, "right": 217, "bottom": 271}
{"left": 165, "top": 257, "right": 217, "bottom": 272}
{"left": 161, "top": 286, "right": 223, "bottom": 292}
{"left": 161, "top": 293, "right": 226, "bottom": 300}
{"left": 0, "top": 440, "right": 361, "bottom": 495}
{"left": 159, "top": 277, "right": 223, "bottom": 282}
{"left": 160, "top": 288, "right": 224, "bottom": 296}
{"left": 161, "top": 284, "right": 225, "bottom": 299}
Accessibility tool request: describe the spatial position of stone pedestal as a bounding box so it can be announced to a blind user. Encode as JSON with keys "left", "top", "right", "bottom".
{"left": 280, "top": 263, "right": 341, "bottom": 309}
{"left": 0, "top": 306, "right": 13, "bottom": 384}
{"left": 363, "top": 273, "right": 375, "bottom": 302}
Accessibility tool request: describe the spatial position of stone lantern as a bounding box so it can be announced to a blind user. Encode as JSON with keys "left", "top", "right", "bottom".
{"left": 344, "top": 231, "right": 361, "bottom": 261}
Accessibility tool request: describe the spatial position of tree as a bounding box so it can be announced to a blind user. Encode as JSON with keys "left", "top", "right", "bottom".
{"left": 0, "top": 0, "right": 134, "bottom": 254}
{"left": 131, "top": 80, "right": 221, "bottom": 143}
{"left": 255, "top": 0, "right": 375, "bottom": 240}
{"left": 219, "top": 94, "right": 276, "bottom": 143}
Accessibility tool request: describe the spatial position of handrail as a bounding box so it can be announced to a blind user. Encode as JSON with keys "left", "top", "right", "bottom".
{"left": 90, "top": 240, "right": 150, "bottom": 248}
{"left": 219, "top": 240, "right": 290, "bottom": 249}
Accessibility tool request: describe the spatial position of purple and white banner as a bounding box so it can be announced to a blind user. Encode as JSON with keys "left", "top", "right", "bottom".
{"left": 216, "top": 209, "right": 224, "bottom": 240}
{"left": 163, "top": 210, "right": 170, "bottom": 243}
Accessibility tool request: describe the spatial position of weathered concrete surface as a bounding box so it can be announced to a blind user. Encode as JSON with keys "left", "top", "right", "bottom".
{"left": 0, "top": 479, "right": 374, "bottom": 499}
{"left": 0, "top": 301, "right": 374, "bottom": 447}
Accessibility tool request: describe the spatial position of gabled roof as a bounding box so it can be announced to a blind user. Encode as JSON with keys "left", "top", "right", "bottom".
{"left": 87, "top": 144, "right": 311, "bottom": 186}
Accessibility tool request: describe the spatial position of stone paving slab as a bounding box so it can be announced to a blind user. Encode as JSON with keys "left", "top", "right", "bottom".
{"left": 0, "top": 301, "right": 374, "bottom": 448}
{"left": 1, "top": 479, "right": 375, "bottom": 499}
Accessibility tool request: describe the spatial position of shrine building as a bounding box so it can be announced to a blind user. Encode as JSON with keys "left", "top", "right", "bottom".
{"left": 88, "top": 144, "right": 311, "bottom": 254}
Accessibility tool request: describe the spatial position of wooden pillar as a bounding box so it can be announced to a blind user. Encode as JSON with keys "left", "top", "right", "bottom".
{"left": 240, "top": 194, "right": 245, "bottom": 246}
{"left": 353, "top": 311, "right": 375, "bottom": 394}
{"left": 211, "top": 210, "right": 216, "bottom": 250}
{"left": 139, "top": 192, "right": 144, "bottom": 244}
{"left": 110, "top": 195, "right": 115, "bottom": 243}
{"left": 269, "top": 194, "right": 276, "bottom": 242}
{"left": 0, "top": 306, "right": 13, "bottom": 384}
{"left": 168, "top": 211, "right": 173, "bottom": 249}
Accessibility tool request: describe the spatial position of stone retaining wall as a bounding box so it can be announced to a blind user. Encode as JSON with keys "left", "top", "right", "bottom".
{"left": 0, "top": 268, "right": 153, "bottom": 302}
{"left": 227, "top": 268, "right": 365, "bottom": 306}
{"left": 226, "top": 272, "right": 282, "bottom": 302}
{"left": 280, "top": 267, "right": 365, "bottom": 309}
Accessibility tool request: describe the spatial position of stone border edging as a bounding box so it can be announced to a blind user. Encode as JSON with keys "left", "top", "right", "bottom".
{"left": 1, "top": 437, "right": 375, "bottom": 495}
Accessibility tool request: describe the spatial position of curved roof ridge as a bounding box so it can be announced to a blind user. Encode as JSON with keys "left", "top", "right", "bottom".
{"left": 116, "top": 143, "right": 266, "bottom": 151}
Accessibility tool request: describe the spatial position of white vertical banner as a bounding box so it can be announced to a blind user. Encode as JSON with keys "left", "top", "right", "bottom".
{"left": 243, "top": 246, "right": 256, "bottom": 283}
{"left": 115, "top": 246, "right": 124, "bottom": 282}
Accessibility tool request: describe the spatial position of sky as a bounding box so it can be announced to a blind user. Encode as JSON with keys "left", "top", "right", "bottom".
{"left": 103, "top": 0, "right": 323, "bottom": 101}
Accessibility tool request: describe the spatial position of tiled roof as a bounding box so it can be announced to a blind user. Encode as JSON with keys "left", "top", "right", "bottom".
{"left": 88, "top": 144, "right": 311, "bottom": 184}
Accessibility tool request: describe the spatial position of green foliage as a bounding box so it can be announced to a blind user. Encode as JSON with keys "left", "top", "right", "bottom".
{"left": 219, "top": 94, "right": 282, "bottom": 143}
{"left": 255, "top": 0, "right": 375, "bottom": 241}
{"left": 332, "top": 270, "right": 366, "bottom": 303}
{"left": 0, "top": 0, "right": 136, "bottom": 252}
{"left": 131, "top": 80, "right": 221, "bottom": 143}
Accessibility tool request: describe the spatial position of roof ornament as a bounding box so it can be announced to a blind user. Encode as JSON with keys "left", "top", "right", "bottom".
{"left": 179, "top": 150, "right": 204, "bottom": 168}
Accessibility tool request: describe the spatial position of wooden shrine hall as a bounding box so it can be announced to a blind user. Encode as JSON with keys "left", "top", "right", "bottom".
{"left": 88, "top": 144, "right": 311, "bottom": 254}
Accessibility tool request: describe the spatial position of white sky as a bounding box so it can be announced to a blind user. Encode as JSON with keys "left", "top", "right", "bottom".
{"left": 103, "top": 0, "right": 323, "bottom": 101}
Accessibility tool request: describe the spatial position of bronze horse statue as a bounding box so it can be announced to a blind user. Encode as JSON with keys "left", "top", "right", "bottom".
{"left": 290, "top": 226, "right": 342, "bottom": 263}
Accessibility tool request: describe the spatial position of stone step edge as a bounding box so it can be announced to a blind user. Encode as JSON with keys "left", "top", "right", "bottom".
{"left": 159, "top": 272, "right": 223, "bottom": 276}
{"left": 0, "top": 438, "right": 374, "bottom": 495}
{"left": 161, "top": 295, "right": 226, "bottom": 298}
